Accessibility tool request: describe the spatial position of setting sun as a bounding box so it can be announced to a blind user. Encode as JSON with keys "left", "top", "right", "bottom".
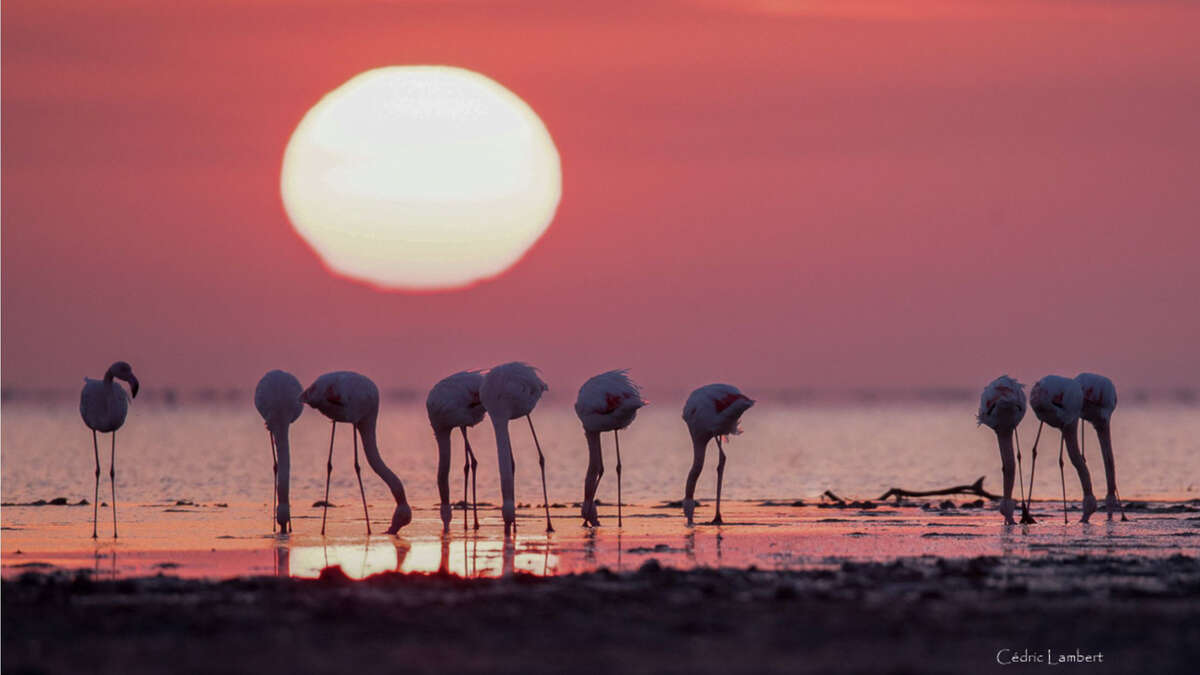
{"left": 280, "top": 66, "right": 562, "bottom": 290}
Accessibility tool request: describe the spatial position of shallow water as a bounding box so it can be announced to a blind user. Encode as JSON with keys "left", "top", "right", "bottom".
{"left": 3, "top": 400, "right": 1198, "bottom": 579}
{"left": 3, "top": 500, "right": 1198, "bottom": 580}
{"left": 4, "top": 400, "right": 1198, "bottom": 507}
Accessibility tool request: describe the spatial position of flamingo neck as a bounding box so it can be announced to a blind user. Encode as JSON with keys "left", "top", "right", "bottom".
{"left": 269, "top": 421, "right": 291, "bottom": 512}
{"left": 355, "top": 415, "right": 407, "bottom": 504}
{"left": 491, "top": 415, "right": 515, "bottom": 508}
{"left": 434, "top": 427, "right": 453, "bottom": 506}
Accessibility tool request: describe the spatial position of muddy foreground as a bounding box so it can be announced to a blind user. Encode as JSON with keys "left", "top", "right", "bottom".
{"left": 4, "top": 554, "right": 1200, "bottom": 674}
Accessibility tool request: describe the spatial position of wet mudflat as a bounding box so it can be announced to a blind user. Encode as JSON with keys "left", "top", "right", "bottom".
{"left": 4, "top": 553, "right": 1200, "bottom": 674}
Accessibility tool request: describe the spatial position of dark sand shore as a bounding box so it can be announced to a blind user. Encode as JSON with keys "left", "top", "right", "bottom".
{"left": 5, "top": 554, "right": 1199, "bottom": 675}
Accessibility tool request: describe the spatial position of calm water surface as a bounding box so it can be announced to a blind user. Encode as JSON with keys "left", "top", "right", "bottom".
{"left": 3, "top": 400, "right": 1197, "bottom": 506}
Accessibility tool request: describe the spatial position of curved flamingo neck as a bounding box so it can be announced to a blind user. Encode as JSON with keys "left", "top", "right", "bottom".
{"left": 355, "top": 414, "right": 407, "bottom": 504}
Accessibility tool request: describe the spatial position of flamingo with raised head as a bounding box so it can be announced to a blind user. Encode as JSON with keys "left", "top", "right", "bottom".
{"left": 575, "top": 370, "right": 647, "bottom": 527}
{"left": 254, "top": 370, "right": 303, "bottom": 533}
{"left": 427, "top": 371, "right": 487, "bottom": 533}
{"left": 681, "top": 384, "right": 754, "bottom": 526}
{"left": 977, "top": 375, "right": 1027, "bottom": 525}
{"left": 80, "top": 361, "right": 139, "bottom": 538}
{"left": 1029, "top": 375, "right": 1097, "bottom": 523}
{"left": 480, "top": 362, "right": 551, "bottom": 536}
{"left": 300, "top": 371, "right": 412, "bottom": 535}
{"left": 1076, "top": 372, "right": 1126, "bottom": 521}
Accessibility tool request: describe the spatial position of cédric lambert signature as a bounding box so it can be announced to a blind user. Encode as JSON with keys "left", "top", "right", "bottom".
{"left": 997, "top": 649, "right": 1105, "bottom": 665}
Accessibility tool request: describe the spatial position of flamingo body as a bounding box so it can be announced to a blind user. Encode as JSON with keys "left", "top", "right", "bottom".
{"left": 301, "top": 371, "right": 412, "bottom": 534}
{"left": 1076, "top": 372, "right": 1117, "bottom": 423}
{"left": 575, "top": 369, "right": 646, "bottom": 433}
{"left": 427, "top": 371, "right": 486, "bottom": 431}
{"left": 481, "top": 362, "right": 551, "bottom": 534}
{"left": 255, "top": 370, "right": 303, "bottom": 532}
{"left": 1030, "top": 375, "right": 1095, "bottom": 522}
{"left": 977, "top": 375, "right": 1026, "bottom": 432}
{"left": 978, "top": 375, "right": 1025, "bottom": 524}
{"left": 1075, "top": 372, "right": 1124, "bottom": 520}
{"left": 683, "top": 383, "right": 754, "bottom": 438}
{"left": 575, "top": 370, "right": 646, "bottom": 526}
{"left": 427, "top": 370, "right": 486, "bottom": 532}
{"left": 79, "top": 361, "right": 138, "bottom": 538}
{"left": 681, "top": 383, "right": 754, "bottom": 526}
{"left": 480, "top": 362, "right": 547, "bottom": 420}
{"left": 301, "top": 371, "right": 380, "bottom": 424}
{"left": 1030, "top": 375, "right": 1083, "bottom": 428}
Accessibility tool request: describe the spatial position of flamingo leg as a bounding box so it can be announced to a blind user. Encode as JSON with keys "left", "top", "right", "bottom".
{"left": 526, "top": 415, "right": 554, "bottom": 533}
{"left": 353, "top": 427, "right": 372, "bottom": 535}
{"left": 110, "top": 432, "right": 118, "bottom": 539}
{"left": 1058, "top": 433, "right": 1068, "bottom": 524}
{"left": 463, "top": 428, "right": 480, "bottom": 530}
{"left": 91, "top": 430, "right": 100, "bottom": 539}
{"left": 614, "top": 429, "right": 624, "bottom": 528}
{"left": 461, "top": 428, "right": 471, "bottom": 531}
{"left": 1014, "top": 428, "right": 1027, "bottom": 520}
{"left": 269, "top": 430, "right": 278, "bottom": 533}
{"left": 1022, "top": 422, "right": 1044, "bottom": 524}
{"left": 711, "top": 436, "right": 726, "bottom": 525}
{"left": 321, "top": 422, "right": 335, "bottom": 535}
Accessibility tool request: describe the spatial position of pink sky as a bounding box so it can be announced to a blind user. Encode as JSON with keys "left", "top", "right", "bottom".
{"left": 3, "top": 0, "right": 1199, "bottom": 394}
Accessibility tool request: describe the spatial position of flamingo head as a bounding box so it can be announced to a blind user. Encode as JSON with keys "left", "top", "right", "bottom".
{"left": 385, "top": 501, "right": 413, "bottom": 534}
{"left": 107, "top": 361, "right": 139, "bottom": 399}
{"left": 276, "top": 503, "right": 290, "bottom": 531}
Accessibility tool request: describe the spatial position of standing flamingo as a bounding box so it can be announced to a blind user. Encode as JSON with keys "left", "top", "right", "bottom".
{"left": 427, "top": 371, "right": 486, "bottom": 533}
{"left": 480, "top": 362, "right": 551, "bottom": 536}
{"left": 1076, "top": 372, "right": 1126, "bottom": 521}
{"left": 79, "top": 361, "right": 139, "bottom": 538}
{"left": 575, "top": 370, "right": 646, "bottom": 527}
{"left": 1029, "top": 375, "right": 1097, "bottom": 523}
{"left": 681, "top": 384, "right": 754, "bottom": 526}
{"left": 254, "top": 370, "right": 303, "bottom": 533}
{"left": 300, "top": 371, "right": 412, "bottom": 535}
{"left": 977, "top": 375, "right": 1026, "bottom": 525}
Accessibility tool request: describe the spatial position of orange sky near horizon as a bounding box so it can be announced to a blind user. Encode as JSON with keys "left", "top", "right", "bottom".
{"left": 3, "top": 0, "right": 1199, "bottom": 395}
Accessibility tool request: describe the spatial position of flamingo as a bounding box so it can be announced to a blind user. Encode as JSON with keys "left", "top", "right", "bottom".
{"left": 681, "top": 384, "right": 754, "bottom": 526}
{"left": 575, "top": 370, "right": 647, "bottom": 527}
{"left": 977, "top": 375, "right": 1026, "bottom": 525}
{"left": 480, "top": 362, "right": 551, "bottom": 536}
{"left": 300, "top": 371, "right": 412, "bottom": 535}
{"left": 1076, "top": 372, "right": 1126, "bottom": 521}
{"left": 427, "top": 371, "right": 486, "bottom": 533}
{"left": 1029, "top": 375, "right": 1097, "bottom": 523}
{"left": 254, "top": 370, "right": 303, "bottom": 533}
{"left": 79, "top": 361, "right": 139, "bottom": 538}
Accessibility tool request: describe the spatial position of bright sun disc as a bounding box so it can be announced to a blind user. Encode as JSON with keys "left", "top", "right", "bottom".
{"left": 281, "top": 66, "right": 562, "bottom": 290}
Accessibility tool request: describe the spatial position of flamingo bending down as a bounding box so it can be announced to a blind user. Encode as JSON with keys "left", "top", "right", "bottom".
{"left": 575, "top": 370, "right": 647, "bottom": 527}
{"left": 1029, "top": 375, "right": 1097, "bottom": 523}
{"left": 977, "top": 375, "right": 1026, "bottom": 525}
{"left": 79, "top": 361, "right": 139, "bottom": 538}
{"left": 254, "top": 370, "right": 303, "bottom": 533}
{"left": 480, "top": 362, "right": 551, "bottom": 536}
{"left": 427, "top": 371, "right": 487, "bottom": 533}
{"left": 681, "top": 384, "right": 754, "bottom": 526}
{"left": 300, "top": 371, "right": 412, "bottom": 534}
{"left": 1076, "top": 372, "right": 1126, "bottom": 521}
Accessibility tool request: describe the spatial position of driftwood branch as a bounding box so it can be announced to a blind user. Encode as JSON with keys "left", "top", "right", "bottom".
{"left": 875, "top": 476, "right": 1000, "bottom": 503}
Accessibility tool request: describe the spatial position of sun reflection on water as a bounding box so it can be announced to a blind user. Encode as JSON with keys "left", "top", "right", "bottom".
{"left": 284, "top": 537, "right": 560, "bottom": 579}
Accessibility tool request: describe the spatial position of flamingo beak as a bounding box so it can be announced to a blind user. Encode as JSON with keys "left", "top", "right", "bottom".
{"left": 128, "top": 375, "right": 140, "bottom": 399}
